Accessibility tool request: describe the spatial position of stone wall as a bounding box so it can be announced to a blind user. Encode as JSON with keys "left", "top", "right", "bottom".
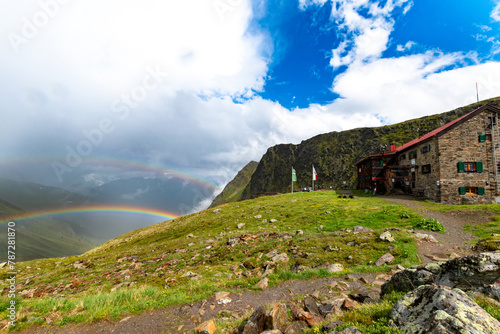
{"left": 397, "top": 138, "right": 440, "bottom": 201}
{"left": 438, "top": 109, "right": 497, "bottom": 204}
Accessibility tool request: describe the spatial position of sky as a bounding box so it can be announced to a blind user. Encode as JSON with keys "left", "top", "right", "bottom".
{"left": 1, "top": 0, "right": 500, "bottom": 210}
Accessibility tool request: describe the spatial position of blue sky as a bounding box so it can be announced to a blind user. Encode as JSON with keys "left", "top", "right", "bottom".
{"left": 0, "top": 0, "right": 500, "bottom": 208}
{"left": 258, "top": 0, "right": 500, "bottom": 109}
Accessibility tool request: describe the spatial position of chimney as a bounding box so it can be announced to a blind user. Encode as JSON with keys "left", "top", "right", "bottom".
{"left": 390, "top": 144, "right": 397, "bottom": 152}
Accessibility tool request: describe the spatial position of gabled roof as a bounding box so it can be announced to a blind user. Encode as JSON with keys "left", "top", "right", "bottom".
{"left": 396, "top": 104, "right": 500, "bottom": 153}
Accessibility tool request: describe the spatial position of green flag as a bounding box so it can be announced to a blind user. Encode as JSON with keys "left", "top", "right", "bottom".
{"left": 292, "top": 168, "right": 297, "bottom": 182}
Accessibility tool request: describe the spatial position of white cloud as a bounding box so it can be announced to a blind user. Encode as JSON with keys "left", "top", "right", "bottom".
{"left": 329, "top": 0, "right": 412, "bottom": 69}
{"left": 492, "top": 1, "right": 500, "bottom": 21}
{"left": 397, "top": 41, "right": 416, "bottom": 52}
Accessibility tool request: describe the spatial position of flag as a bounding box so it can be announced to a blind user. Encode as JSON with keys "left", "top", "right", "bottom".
{"left": 313, "top": 166, "right": 317, "bottom": 181}
{"left": 292, "top": 168, "right": 297, "bottom": 182}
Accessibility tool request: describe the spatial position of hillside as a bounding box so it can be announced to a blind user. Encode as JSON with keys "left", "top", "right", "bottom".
{"left": 1, "top": 190, "right": 499, "bottom": 333}
{"left": 236, "top": 98, "right": 500, "bottom": 201}
{"left": 209, "top": 161, "right": 259, "bottom": 208}
{"left": 0, "top": 196, "right": 97, "bottom": 262}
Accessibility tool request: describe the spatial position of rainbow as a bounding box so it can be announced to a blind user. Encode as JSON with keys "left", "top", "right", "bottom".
{"left": 1, "top": 155, "right": 219, "bottom": 190}
{"left": 0, "top": 205, "right": 178, "bottom": 224}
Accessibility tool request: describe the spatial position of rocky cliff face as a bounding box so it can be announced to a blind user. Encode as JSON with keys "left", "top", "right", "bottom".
{"left": 240, "top": 99, "right": 500, "bottom": 200}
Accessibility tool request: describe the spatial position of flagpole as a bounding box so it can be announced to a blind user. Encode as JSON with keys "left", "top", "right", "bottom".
{"left": 312, "top": 165, "right": 314, "bottom": 191}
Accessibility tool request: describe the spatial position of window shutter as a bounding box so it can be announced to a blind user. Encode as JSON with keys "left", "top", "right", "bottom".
{"left": 458, "top": 162, "right": 465, "bottom": 173}
{"left": 476, "top": 161, "right": 483, "bottom": 173}
{"left": 478, "top": 187, "right": 485, "bottom": 195}
{"left": 479, "top": 134, "right": 486, "bottom": 142}
{"left": 459, "top": 187, "right": 466, "bottom": 195}
{"left": 427, "top": 144, "right": 431, "bottom": 152}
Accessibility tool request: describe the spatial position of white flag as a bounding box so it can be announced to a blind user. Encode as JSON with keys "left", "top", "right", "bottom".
{"left": 312, "top": 166, "right": 317, "bottom": 181}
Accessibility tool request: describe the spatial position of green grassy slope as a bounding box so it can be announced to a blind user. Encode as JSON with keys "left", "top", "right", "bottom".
{"left": 1, "top": 191, "right": 427, "bottom": 329}
{"left": 210, "top": 161, "right": 259, "bottom": 208}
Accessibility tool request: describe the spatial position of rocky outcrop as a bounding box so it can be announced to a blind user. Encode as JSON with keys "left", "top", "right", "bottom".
{"left": 392, "top": 285, "right": 500, "bottom": 334}
{"left": 381, "top": 252, "right": 500, "bottom": 301}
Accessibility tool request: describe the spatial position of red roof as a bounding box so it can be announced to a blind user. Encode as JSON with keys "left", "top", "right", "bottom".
{"left": 396, "top": 104, "right": 499, "bottom": 152}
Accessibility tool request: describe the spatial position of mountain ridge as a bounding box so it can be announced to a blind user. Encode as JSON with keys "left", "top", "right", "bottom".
{"left": 233, "top": 98, "right": 500, "bottom": 202}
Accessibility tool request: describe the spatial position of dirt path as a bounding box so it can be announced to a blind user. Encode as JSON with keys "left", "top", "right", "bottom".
{"left": 380, "top": 195, "right": 488, "bottom": 263}
{"left": 16, "top": 273, "right": 389, "bottom": 334}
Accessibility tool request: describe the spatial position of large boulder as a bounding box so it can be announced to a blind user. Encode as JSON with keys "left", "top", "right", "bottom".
{"left": 392, "top": 285, "right": 500, "bottom": 334}
{"left": 381, "top": 252, "right": 500, "bottom": 300}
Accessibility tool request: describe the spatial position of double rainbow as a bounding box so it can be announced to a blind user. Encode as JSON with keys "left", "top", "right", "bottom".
{"left": 0, "top": 205, "right": 178, "bottom": 224}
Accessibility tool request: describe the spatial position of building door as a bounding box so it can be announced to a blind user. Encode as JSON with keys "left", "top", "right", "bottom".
{"left": 411, "top": 172, "right": 416, "bottom": 189}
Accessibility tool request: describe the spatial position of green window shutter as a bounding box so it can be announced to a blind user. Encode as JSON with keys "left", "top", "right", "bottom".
{"left": 479, "top": 134, "right": 486, "bottom": 142}
{"left": 476, "top": 162, "right": 483, "bottom": 173}
{"left": 459, "top": 187, "right": 466, "bottom": 195}
{"left": 380, "top": 160, "right": 384, "bottom": 166}
{"left": 458, "top": 162, "right": 465, "bottom": 173}
{"left": 478, "top": 187, "right": 485, "bottom": 195}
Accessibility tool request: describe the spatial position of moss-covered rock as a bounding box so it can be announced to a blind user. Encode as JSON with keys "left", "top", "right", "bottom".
{"left": 392, "top": 285, "right": 500, "bottom": 334}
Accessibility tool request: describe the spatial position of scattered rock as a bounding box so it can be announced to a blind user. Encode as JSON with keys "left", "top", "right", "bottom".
{"left": 414, "top": 233, "right": 438, "bottom": 243}
{"left": 265, "top": 303, "right": 288, "bottom": 330}
{"left": 283, "top": 321, "right": 308, "bottom": 334}
{"left": 341, "top": 298, "right": 359, "bottom": 310}
{"left": 291, "top": 305, "right": 321, "bottom": 327}
{"left": 243, "top": 305, "right": 267, "bottom": 334}
{"left": 303, "top": 296, "right": 320, "bottom": 317}
{"left": 228, "top": 237, "right": 240, "bottom": 246}
{"left": 215, "top": 291, "right": 230, "bottom": 301}
{"left": 254, "top": 215, "right": 263, "bottom": 219}
{"left": 353, "top": 226, "right": 374, "bottom": 234}
{"left": 213, "top": 209, "right": 221, "bottom": 214}
{"left": 375, "top": 253, "right": 395, "bottom": 266}
{"left": 256, "top": 278, "right": 269, "bottom": 290}
{"left": 186, "top": 234, "right": 195, "bottom": 238}
{"left": 266, "top": 250, "right": 280, "bottom": 258}
{"left": 322, "top": 321, "right": 346, "bottom": 332}
{"left": 379, "top": 231, "right": 395, "bottom": 242}
{"left": 330, "top": 327, "right": 363, "bottom": 334}
{"left": 296, "top": 230, "right": 304, "bottom": 235}
{"left": 392, "top": 285, "right": 500, "bottom": 334}
{"left": 196, "top": 320, "right": 217, "bottom": 334}
{"left": 238, "top": 223, "right": 246, "bottom": 229}
{"left": 318, "top": 304, "right": 334, "bottom": 318}
{"left": 270, "top": 219, "right": 278, "bottom": 223}
{"left": 272, "top": 253, "right": 289, "bottom": 263}
{"left": 327, "top": 263, "right": 344, "bottom": 273}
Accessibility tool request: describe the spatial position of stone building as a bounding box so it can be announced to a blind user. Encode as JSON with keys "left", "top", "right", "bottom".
{"left": 356, "top": 104, "right": 500, "bottom": 204}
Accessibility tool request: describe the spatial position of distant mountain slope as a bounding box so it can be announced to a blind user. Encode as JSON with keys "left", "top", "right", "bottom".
{"left": 0, "top": 196, "right": 95, "bottom": 262}
{"left": 238, "top": 98, "right": 500, "bottom": 201}
{"left": 87, "top": 176, "right": 212, "bottom": 216}
{"left": 209, "top": 161, "right": 258, "bottom": 208}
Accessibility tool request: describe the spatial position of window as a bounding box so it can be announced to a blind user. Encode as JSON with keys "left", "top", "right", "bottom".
{"left": 479, "top": 134, "right": 492, "bottom": 142}
{"left": 458, "top": 161, "right": 483, "bottom": 173}
{"left": 399, "top": 154, "right": 406, "bottom": 161}
{"left": 408, "top": 150, "right": 417, "bottom": 160}
{"left": 421, "top": 144, "right": 431, "bottom": 154}
{"left": 488, "top": 116, "right": 496, "bottom": 125}
{"left": 380, "top": 160, "right": 385, "bottom": 167}
{"left": 421, "top": 164, "right": 431, "bottom": 174}
{"left": 464, "top": 162, "right": 476, "bottom": 172}
{"left": 459, "top": 187, "right": 485, "bottom": 195}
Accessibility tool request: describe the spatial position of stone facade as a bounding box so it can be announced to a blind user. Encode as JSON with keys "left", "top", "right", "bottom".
{"left": 356, "top": 104, "right": 500, "bottom": 204}
{"left": 437, "top": 109, "right": 497, "bottom": 204}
